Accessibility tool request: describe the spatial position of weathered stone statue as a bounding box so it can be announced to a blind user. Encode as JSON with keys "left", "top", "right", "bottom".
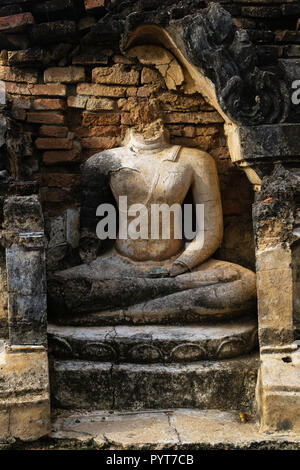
{"left": 48, "top": 102, "right": 256, "bottom": 325}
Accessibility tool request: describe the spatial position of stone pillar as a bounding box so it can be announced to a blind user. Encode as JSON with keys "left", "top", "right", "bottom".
{"left": 253, "top": 166, "right": 300, "bottom": 432}
{"left": 226, "top": 123, "right": 300, "bottom": 433}
{"left": 0, "top": 184, "right": 50, "bottom": 444}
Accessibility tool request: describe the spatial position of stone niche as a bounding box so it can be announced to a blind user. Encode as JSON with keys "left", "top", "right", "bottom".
{"left": 40, "top": 46, "right": 255, "bottom": 276}
{"left": 0, "top": 0, "right": 299, "bottom": 446}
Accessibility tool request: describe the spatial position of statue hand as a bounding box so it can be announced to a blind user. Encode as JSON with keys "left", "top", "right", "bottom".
{"left": 146, "top": 267, "right": 170, "bottom": 278}
{"left": 169, "top": 260, "right": 189, "bottom": 277}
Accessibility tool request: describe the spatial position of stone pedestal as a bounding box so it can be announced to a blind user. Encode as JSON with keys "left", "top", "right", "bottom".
{"left": 0, "top": 185, "right": 50, "bottom": 443}
{"left": 0, "top": 345, "right": 50, "bottom": 443}
{"left": 256, "top": 349, "right": 300, "bottom": 433}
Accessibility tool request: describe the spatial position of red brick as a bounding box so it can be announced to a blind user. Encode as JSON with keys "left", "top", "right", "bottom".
{"left": 81, "top": 136, "right": 118, "bottom": 149}
{"left": 43, "top": 149, "right": 82, "bottom": 165}
{"left": 12, "top": 108, "right": 26, "bottom": 120}
{"left": 27, "top": 112, "right": 65, "bottom": 125}
{"left": 6, "top": 83, "right": 66, "bottom": 96}
{"left": 67, "top": 96, "right": 87, "bottom": 109}
{"left": 84, "top": 0, "right": 105, "bottom": 11}
{"left": 44, "top": 66, "right": 85, "bottom": 84}
{"left": 82, "top": 112, "right": 120, "bottom": 127}
{"left": 92, "top": 64, "right": 139, "bottom": 86}
{"left": 42, "top": 173, "right": 81, "bottom": 187}
{"left": 121, "top": 113, "right": 132, "bottom": 125}
{"left": 35, "top": 138, "right": 73, "bottom": 150}
{"left": 11, "top": 97, "right": 31, "bottom": 109}
{"left": 40, "top": 188, "right": 76, "bottom": 205}
{"left": 164, "top": 112, "right": 224, "bottom": 125}
{"left": 75, "top": 125, "right": 120, "bottom": 138}
{"left": 40, "top": 125, "right": 68, "bottom": 137}
{"left": 33, "top": 98, "right": 65, "bottom": 111}
{"left": 0, "top": 13, "right": 34, "bottom": 33}
{"left": 0, "top": 66, "right": 37, "bottom": 83}
{"left": 77, "top": 83, "right": 126, "bottom": 98}
{"left": 72, "top": 51, "right": 109, "bottom": 65}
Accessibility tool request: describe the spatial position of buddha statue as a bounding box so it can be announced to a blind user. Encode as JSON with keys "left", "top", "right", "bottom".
{"left": 48, "top": 100, "right": 256, "bottom": 325}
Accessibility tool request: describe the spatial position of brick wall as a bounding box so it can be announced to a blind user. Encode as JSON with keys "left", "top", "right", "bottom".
{"left": 4, "top": 0, "right": 297, "bottom": 269}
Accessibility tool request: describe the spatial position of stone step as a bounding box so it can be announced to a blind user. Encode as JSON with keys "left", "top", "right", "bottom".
{"left": 48, "top": 317, "right": 258, "bottom": 363}
{"left": 49, "top": 409, "right": 300, "bottom": 450}
{"left": 49, "top": 307, "right": 256, "bottom": 327}
{"left": 49, "top": 354, "right": 259, "bottom": 411}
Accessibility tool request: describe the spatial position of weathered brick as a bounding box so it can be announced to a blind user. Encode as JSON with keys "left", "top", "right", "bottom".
{"left": 137, "top": 86, "right": 158, "bottom": 98}
{"left": 84, "top": 0, "right": 105, "bottom": 11}
{"left": 92, "top": 64, "right": 139, "bottom": 86}
{"left": 77, "top": 83, "right": 126, "bottom": 97}
{"left": 0, "top": 12, "right": 34, "bottom": 33}
{"left": 121, "top": 113, "right": 132, "bottom": 125}
{"left": 44, "top": 67, "right": 85, "bottom": 84}
{"left": 40, "top": 187, "right": 75, "bottom": 205}
{"left": 81, "top": 136, "right": 118, "bottom": 149}
{"left": 72, "top": 49, "right": 110, "bottom": 65}
{"left": 43, "top": 149, "right": 82, "bottom": 165}
{"left": 86, "top": 98, "right": 115, "bottom": 111}
{"left": 27, "top": 112, "right": 65, "bottom": 125}
{"left": 126, "top": 87, "right": 138, "bottom": 97}
{"left": 82, "top": 112, "right": 120, "bottom": 127}
{"left": 164, "top": 112, "right": 224, "bottom": 125}
{"left": 283, "top": 45, "right": 300, "bottom": 57}
{"left": 113, "top": 55, "right": 135, "bottom": 65}
{"left": 141, "top": 67, "right": 163, "bottom": 84}
{"left": 30, "top": 21, "right": 76, "bottom": 46}
{"left": 40, "top": 125, "right": 68, "bottom": 138}
{"left": 42, "top": 173, "right": 81, "bottom": 187}
{"left": 11, "top": 97, "right": 31, "bottom": 109}
{"left": 0, "top": 66, "right": 37, "bottom": 83}
{"left": 12, "top": 107, "right": 26, "bottom": 120}
{"left": 240, "top": 6, "right": 281, "bottom": 18}
{"left": 67, "top": 96, "right": 88, "bottom": 109}
{"left": 75, "top": 125, "right": 119, "bottom": 138}
{"left": 8, "top": 48, "right": 44, "bottom": 66}
{"left": 32, "top": 0, "right": 74, "bottom": 15}
{"left": 78, "top": 17, "right": 96, "bottom": 32}
{"left": 0, "top": 32, "right": 27, "bottom": 51}
{"left": 35, "top": 138, "right": 73, "bottom": 150}
{"left": 275, "top": 31, "right": 300, "bottom": 44}
{"left": 168, "top": 125, "right": 196, "bottom": 138}
{"left": 160, "top": 92, "right": 212, "bottom": 112}
{"left": 6, "top": 82, "right": 66, "bottom": 96}
{"left": 33, "top": 98, "right": 65, "bottom": 111}
{"left": 0, "top": 5, "right": 23, "bottom": 18}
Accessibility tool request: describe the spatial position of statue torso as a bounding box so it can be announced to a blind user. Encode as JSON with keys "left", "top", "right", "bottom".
{"left": 104, "top": 145, "right": 193, "bottom": 262}
{"left": 109, "top": 146, "right": 193, "bottom": 207}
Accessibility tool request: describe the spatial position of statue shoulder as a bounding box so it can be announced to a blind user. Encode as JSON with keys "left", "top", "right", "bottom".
{"left": 83, "top": 146, "right": 126, "bottom": 176}
{"left": 179, "top": 147, "right": 217, "bottom": 169}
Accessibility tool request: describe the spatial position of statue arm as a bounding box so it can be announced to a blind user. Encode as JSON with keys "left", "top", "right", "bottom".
{"left": 170, "top": 150, "right": 223, "bottom": 276}
{"left": 80, "top": 151, "right": 116, "bottom": 262}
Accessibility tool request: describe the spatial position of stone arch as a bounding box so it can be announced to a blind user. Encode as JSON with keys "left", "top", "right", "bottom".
{"left": 83, "top": 1, "right": 290, "bottom": 187}
{"left": 122, "top": 22, "right": 286, "bottom": 188}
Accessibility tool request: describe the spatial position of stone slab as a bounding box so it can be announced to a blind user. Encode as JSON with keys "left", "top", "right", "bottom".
{"left": 232, "top": 124, "right": 300, "bottom": 162}
{"left": 49, "top": 409, "right": 300, "bottom": 450}
{"left": 48, "top": 317, "right": 258, "bottom": 363}
{"left": 50, "top": 355, "right": 259, "bottom": 411}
